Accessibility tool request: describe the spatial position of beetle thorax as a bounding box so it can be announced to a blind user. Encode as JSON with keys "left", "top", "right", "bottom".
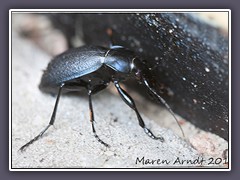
{"left": 103, "top": 48, "right": 136, "bottom": 80}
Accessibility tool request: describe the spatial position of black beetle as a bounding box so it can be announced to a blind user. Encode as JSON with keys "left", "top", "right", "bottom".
{"left": 20, "top": 44, "right": 184, "bottom": 151}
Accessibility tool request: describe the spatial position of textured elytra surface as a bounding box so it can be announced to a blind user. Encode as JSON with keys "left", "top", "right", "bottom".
{"left": 40, "top": 46, "right": 106, "bottom": 90}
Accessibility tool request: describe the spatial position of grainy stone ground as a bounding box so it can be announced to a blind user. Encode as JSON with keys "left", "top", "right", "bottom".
{"left": 10, "top": 13, "right": 229, "bottom": 169}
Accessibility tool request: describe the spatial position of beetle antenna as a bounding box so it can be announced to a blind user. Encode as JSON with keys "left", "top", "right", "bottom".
{"left": 143, "top": 78, "right": 185, "bottom": 138}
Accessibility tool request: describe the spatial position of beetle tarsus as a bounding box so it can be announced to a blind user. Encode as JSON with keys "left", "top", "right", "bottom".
{"left": 144, "top": 127, "right": 164, "bottom": 142}
{"left": 94, "top": 132, "right": 110, "bottom": 148}
{"left": 19, "top": 124, "right": 52, "bottom": 152}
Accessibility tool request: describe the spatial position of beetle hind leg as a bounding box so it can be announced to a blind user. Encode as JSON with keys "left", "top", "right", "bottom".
{"left": 88, "top": 90, "right": 110, "bottom": 148}
{"left": 113, "top": 81, "right": 164, "bottom": 142}
{"left": 19, "top": 84, "right": 64, "bottom": 152}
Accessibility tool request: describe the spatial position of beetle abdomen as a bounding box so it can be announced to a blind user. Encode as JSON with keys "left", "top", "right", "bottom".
{"left": 39, "top": 46, "right": 108, "bottom": 93}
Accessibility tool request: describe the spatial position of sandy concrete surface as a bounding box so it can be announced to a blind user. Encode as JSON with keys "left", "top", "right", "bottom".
{"left": 11, "top": 14, "right": 229, "bottom": 169}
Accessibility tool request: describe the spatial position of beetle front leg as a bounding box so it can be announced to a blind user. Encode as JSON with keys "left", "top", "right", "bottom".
{"left": 19, "top": 83, "right": 64, "bottom": 152}
{"left": 113, "top": 81, "right": 164, "bottom": 142}
{"left": 88, "top": 90, "right": 110, "bottom": 148}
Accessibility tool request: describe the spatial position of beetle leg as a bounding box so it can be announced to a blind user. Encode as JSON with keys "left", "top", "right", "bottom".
{"left": 19, "top": 83, "right": 64, "bottom": 152}
{"left": 113, "top": 81, "right": 164, "bottom": 142}
{"left": 88, "top": 90, "right": 110, "bottom": 148}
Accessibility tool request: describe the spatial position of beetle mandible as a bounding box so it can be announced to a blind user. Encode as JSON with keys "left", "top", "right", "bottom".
{"left": 20, "top": 43, "right": 184, "bottom": 151}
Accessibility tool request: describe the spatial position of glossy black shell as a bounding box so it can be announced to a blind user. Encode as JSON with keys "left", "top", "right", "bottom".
{"left": 39, "top": 45, "right": 136, "bottom": 93}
